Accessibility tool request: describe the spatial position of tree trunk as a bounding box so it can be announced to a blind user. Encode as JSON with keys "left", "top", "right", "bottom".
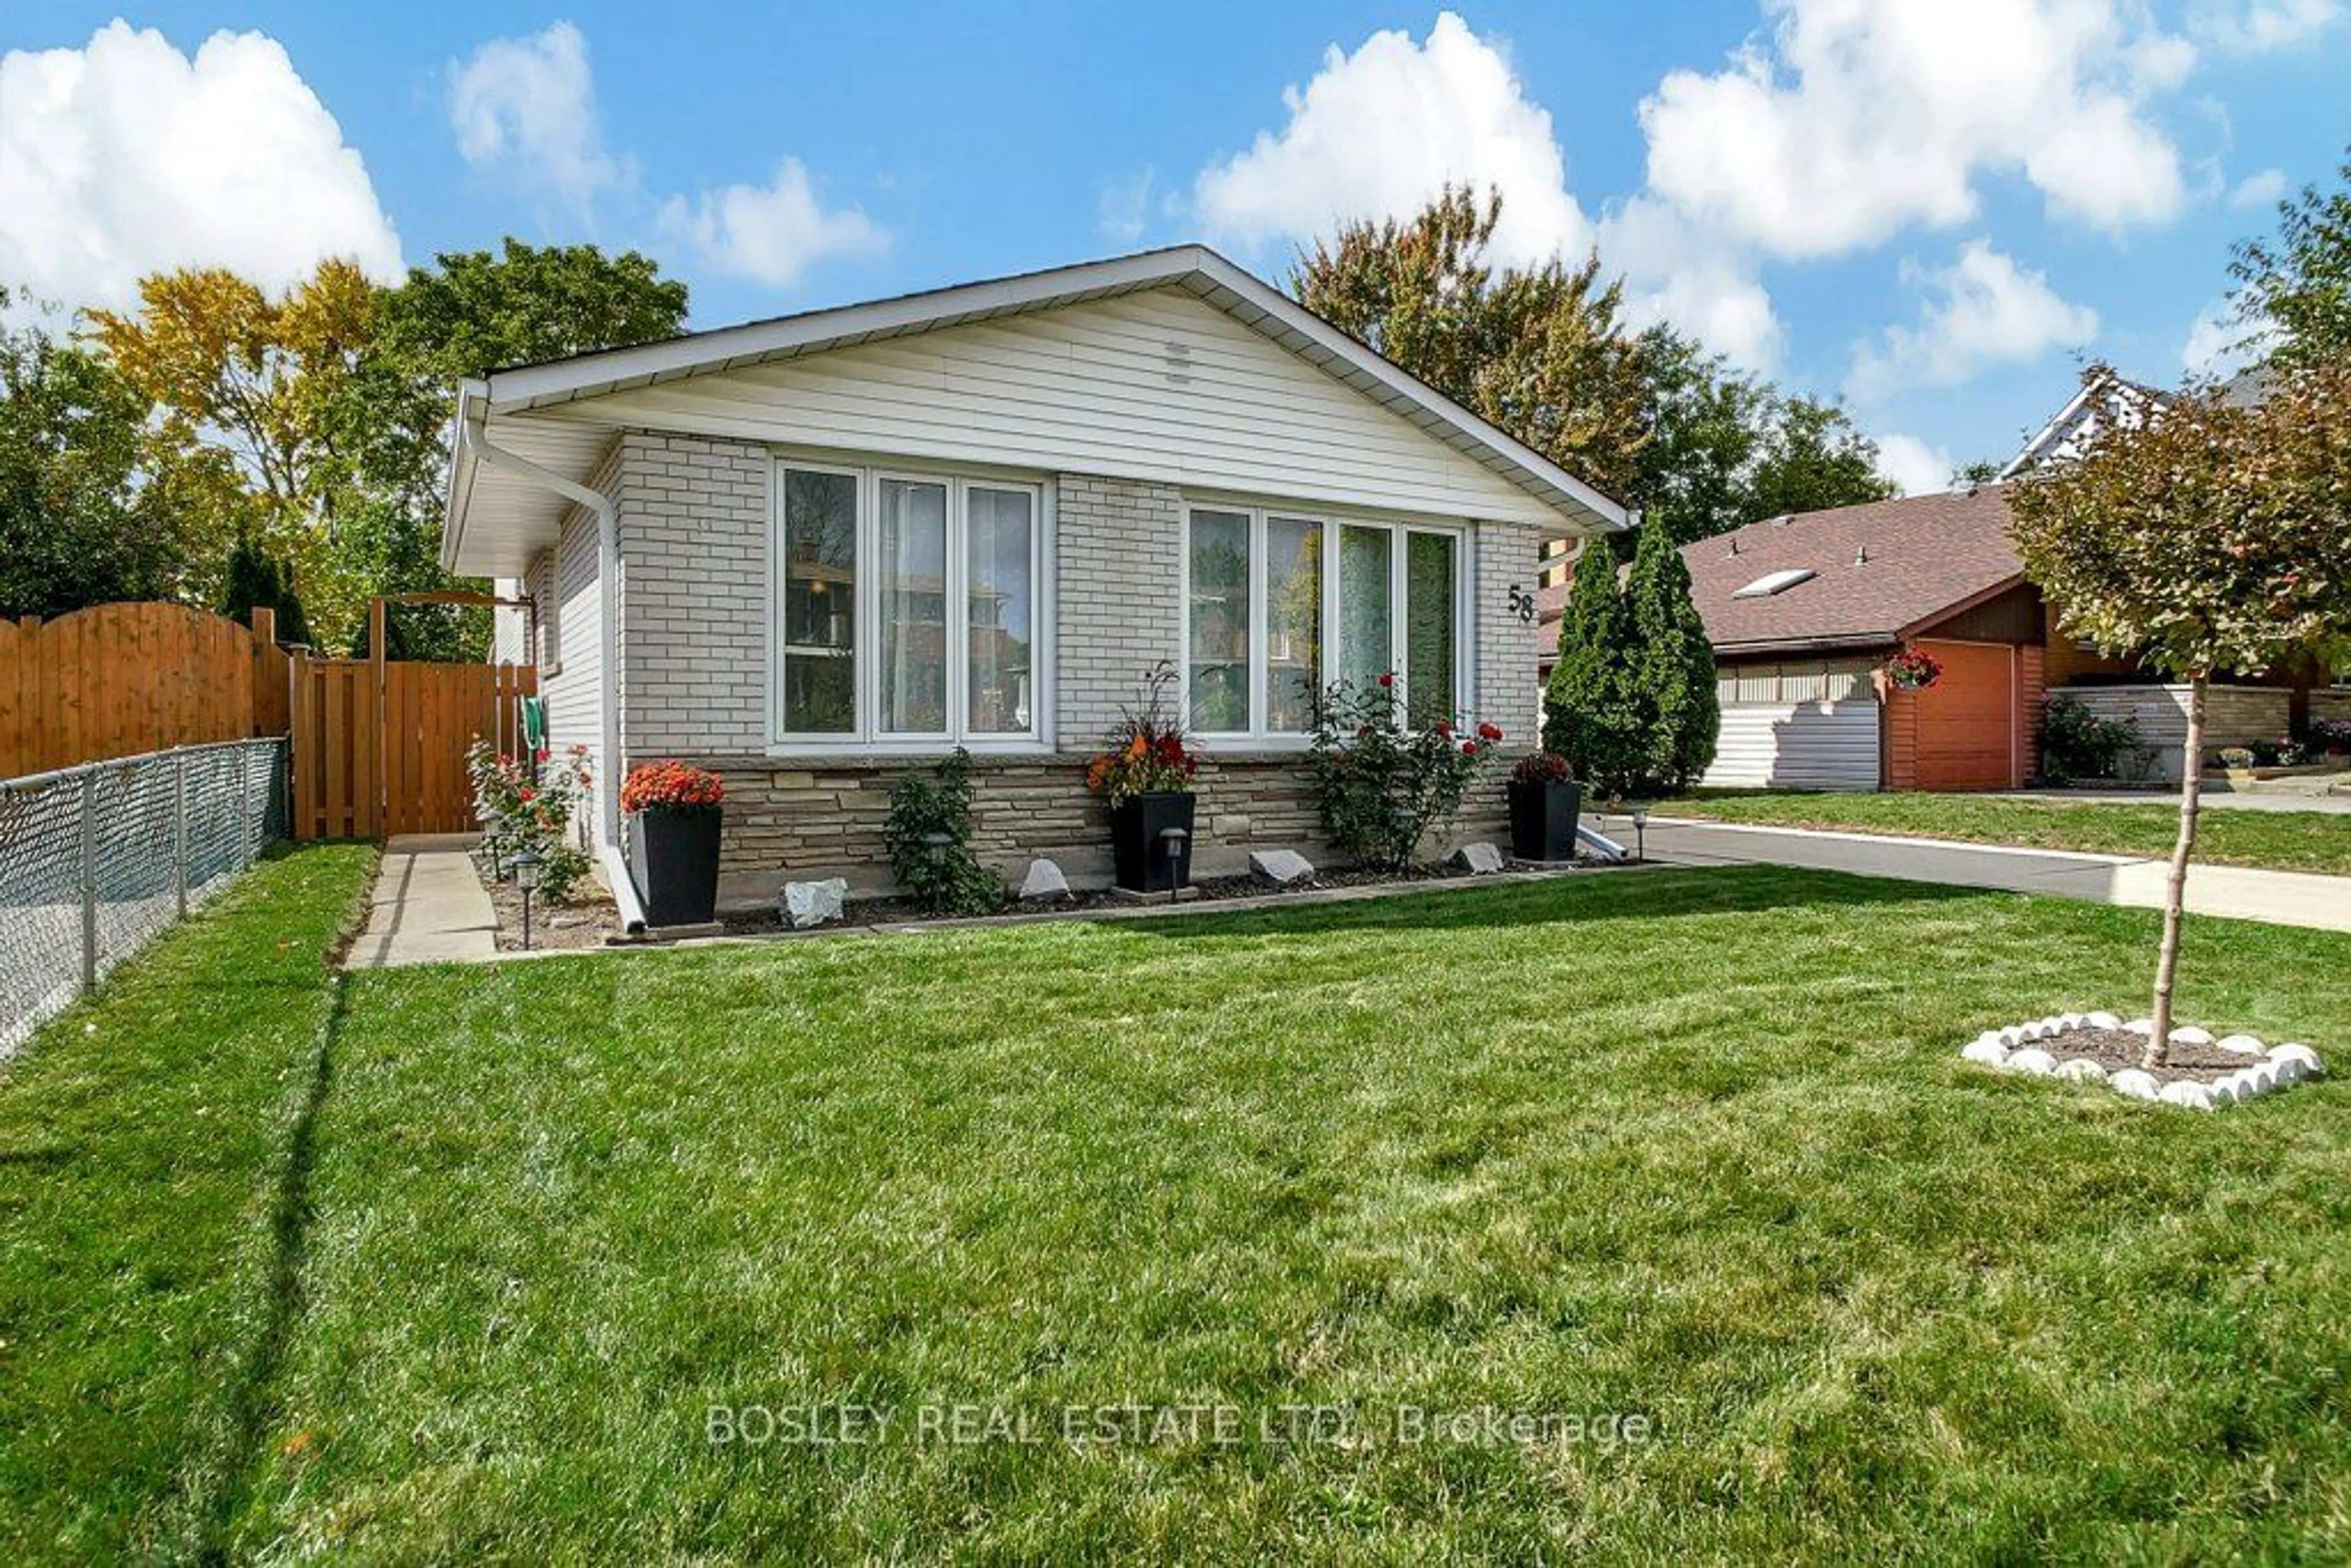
{"left": 2146, "top": 675, "right": 2208, "bottom": 1071}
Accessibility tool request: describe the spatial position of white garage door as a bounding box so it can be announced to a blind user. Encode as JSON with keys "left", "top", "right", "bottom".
{"left": 1700, "top": 659, "right": 1882, "bottom": 791}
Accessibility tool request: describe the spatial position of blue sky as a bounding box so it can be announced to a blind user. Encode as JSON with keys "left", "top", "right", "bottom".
{"left": 3, "top": 2, "right": 2344, "bottom": 491}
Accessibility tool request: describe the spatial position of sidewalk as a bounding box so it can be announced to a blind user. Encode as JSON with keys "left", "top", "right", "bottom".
{"left": 346, "top": 835, "right": 499, "bottom": 968}
{"left": 1646, "top": 817, "right": 2351, "bottom": 933}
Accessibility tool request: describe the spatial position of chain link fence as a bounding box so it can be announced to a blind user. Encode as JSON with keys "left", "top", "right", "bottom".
{"left": 1, "top": 738, "right": 289, "bottom": 1057}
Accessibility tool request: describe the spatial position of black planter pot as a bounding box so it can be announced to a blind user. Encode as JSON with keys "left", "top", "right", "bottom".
{"left": 1110, "top": 791, "right": 1196, "bottom": 893}
{"left": 1507, "top": 778, "right": 1583, "bottom": 863}
{"left": 628, "top": 805, "right": 722, "bottom": 927}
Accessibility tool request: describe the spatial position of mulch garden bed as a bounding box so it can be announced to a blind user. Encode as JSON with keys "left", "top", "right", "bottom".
{"left": 2036, "top": 1027, "right": 2249, "bottom": 1087}
{"left": 476, "top": 855, "right": 623, "bottom": 952}
{"left": 719, "top": 859, "right": 1615, "bottom": 937}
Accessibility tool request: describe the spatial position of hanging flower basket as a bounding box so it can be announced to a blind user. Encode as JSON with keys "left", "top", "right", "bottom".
{"left": 1885, "top": 647, "right": 1944, "bottom": 692}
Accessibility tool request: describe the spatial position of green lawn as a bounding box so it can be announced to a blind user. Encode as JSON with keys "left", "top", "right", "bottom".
{"left": 1663, "top": 790, "right": 2351, "bottom": 876}
{"left": 0, "top": 842, "right": 377, "bottom": 1564}
{"left": 9, "top": 848, "right": 2351, "bottom": 1561}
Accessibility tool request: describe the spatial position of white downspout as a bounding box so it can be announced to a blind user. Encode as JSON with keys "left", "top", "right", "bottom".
{"left": 455, "top": 391, "right": 647, "bottom": 933}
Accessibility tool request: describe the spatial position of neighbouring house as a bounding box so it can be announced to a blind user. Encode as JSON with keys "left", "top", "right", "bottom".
{"left": 451, "top": 246, "right": 1629, "bottom": 907}
{"left": 1535, "top": 483, "right": 2338, "bottom": 792}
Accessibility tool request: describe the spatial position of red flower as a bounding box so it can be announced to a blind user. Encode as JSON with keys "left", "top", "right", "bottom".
{"left": 1376, "top": 672, "right": 1394, "bottom": 689}
{"left": 1461, "top": 741, "right": 1476, "bottom": 756}
{"left": 1435, "top": 720, "right": 1453, "bottom": 739}
{"left": 518, "top": 787, "right": 536, "bottom": 801}
{"left": 1477, "top": 722, "right": 1502, "bottom": 742}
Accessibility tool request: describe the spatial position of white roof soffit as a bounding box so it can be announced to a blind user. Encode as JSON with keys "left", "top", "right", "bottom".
{"left": 450, "top": 246, "right": 1629, "bottom": 551}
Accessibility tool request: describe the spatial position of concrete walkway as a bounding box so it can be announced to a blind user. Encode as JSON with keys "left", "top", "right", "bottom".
{"left": 347, "top": 834, "right": 499, "bottom": 968}
{"left": 1645, "top": 817, "right": 2351, "bottom": 934}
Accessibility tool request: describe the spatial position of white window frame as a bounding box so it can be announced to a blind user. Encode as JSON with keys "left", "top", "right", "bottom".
{"left": 771, "top": 459, "right": 1049, "bottom": 754}
{"left": 1179, "top": 503, "right": 1471, "bottom": 746}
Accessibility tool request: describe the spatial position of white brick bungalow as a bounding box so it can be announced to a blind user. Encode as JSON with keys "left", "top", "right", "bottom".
{"left": 447, "top": 247, "right": 1628, "bottom": 913}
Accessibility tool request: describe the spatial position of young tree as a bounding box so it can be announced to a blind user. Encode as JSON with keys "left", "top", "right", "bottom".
{"left": 0, "top": 297, "right": 193, "bottom": 617}
{"left": 2009, "top": 361, "right": 2351, "bottom": 1065}
{"left": 1624, "top": 517, "right": 1720, "bottom": 791}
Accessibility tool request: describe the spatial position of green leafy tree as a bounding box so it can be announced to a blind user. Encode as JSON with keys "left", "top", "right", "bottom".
{"left": 0, "top": 297, "right": 193, "bottom": 617}
{"left": 1745, "top": 394, "right": 1897, "bottom": 522}
{"left": 324, "top": 241, "right": 691, "bottom": 658}
{"left": 1625, "top": 517, "right": 1719, "bottom": 790}
{"left": 1627, "top": 330, "right": 1769, "bottom": 546}
{"left": 1294, "top": 185, "right": 1652, "bottom": 499}
{"left": 2227, "top": 143, "right": 2351, "bottom": 374}
{"left": 86, "top": 243, "right": 689, "bottom": 658}
{"left": 2009, "top": 360, "right": 2351, "bottom": 1065}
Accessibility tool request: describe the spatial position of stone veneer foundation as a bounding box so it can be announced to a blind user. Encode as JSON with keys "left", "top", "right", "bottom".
{"left": 697, "top": 751, "right": 1515, "bottom": 910}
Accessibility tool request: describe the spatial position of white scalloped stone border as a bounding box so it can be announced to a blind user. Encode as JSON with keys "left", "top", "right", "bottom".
{"left": 1959, "top": 1011, "right": 2326, "bottom": 1111}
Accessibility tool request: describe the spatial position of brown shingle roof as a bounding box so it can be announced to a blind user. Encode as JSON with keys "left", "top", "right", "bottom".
{"left": 1541, "top": 485, "right": 2027, "bottom": 656}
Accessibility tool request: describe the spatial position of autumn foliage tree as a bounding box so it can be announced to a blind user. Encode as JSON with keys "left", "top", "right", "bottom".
{"left": 1294, "top": 186, "right": 1651, "bottom": 499}
{"left": 2009, "top": 359, "right": 2351, "bottom": 1065}
{"left": 77, "top": 242, "right": 688, "bottom": 655}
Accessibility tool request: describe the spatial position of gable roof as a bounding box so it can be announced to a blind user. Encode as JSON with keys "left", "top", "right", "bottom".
{"left": 1541, "top": 486, "right": 2028, "bottom": 657}
{"left": 443, "top": 246, "right": 1629, "bottom": 574}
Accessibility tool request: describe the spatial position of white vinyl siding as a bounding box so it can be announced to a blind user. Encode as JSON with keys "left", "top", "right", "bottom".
{"left": 1704, "top": 658, "right": 1881, "bottom": 790}
{"left": 542, "top": 501, "right": 609, "bottom": 841}
{"left": 536, "top": 287, "right": 1556, "bottom": 527}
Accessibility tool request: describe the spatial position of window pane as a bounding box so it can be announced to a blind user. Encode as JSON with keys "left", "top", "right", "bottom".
{"left": 966, "top": 487, "right": 1033, "bottom": 734}
{"left": 1405, "top": 531, "right": 1456, "bottom": 727}
{"left": 1265, "top": 517, "right": 1321, "bottom": 732}
{"left": 1188, "top": 509, "right": 1251, "bottom": 732}
{"left": 877, "top": 478, "right": 948, "bottom": 734}
{"left": 1338, "top": 524, "right": 1393, "bottom": 697}
{"left": 781, "top": 468, "right": 857, "bottom": 733}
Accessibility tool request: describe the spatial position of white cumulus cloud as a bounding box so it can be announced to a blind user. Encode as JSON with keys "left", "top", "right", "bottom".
{"left": 2188, "top": 0, "right": 2345, "bottom": 53}
{"left": 1640, "top": 0, "right": 2191, "bottom": 259}
{"left": 0, "top": 21, "right": 402, "bottom": 312}
{"left": 659, "top": 160, "right": 889, "bottom": 288}
{"left": 1194, "top": 12, "right": 1590, "bottom": 268}
{"left": 447, "top": 21, "right": 620, "bottom": 211}
{"left": 1597, "top": 197, "right": 1785, "bottom": 373}
{"left": 2180, "top": 296, "right": 2275, "bottom": 378}
{"left": 2229, "top": 167, "right": 2289, "bottom": 208}
{"left": 1872, "top": 432, "right": 1956, "bottom": 495}
{"left": 1847, "top": 240, "right": 2098, "bottom": 402}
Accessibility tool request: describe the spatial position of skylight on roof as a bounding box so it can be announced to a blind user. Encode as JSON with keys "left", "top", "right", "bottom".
{"left": 1732, "top": 568, "right": 1817, "bottom": 599}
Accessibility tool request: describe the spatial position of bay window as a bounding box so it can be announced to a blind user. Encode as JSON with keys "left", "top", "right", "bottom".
{"left": 776, "top": 462, "right": 1042, "bottom": 746}
{"left": 1183, "top": 505, "right": 1464, "bottom": 740}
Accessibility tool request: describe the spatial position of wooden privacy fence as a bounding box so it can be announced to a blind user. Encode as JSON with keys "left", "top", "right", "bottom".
{"left": 3, "top": 599, "right": 536, "bottom": 840}
{"left": 0, "top": 601, "right": 290, "bottom": 778}
{"left": 290, "top": 656, "right": 535, "bottom": 838}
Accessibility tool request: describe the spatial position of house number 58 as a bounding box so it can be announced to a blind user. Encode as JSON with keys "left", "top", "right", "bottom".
{"left": 1506, "top": 583, "right": 1536, "bottom": 625}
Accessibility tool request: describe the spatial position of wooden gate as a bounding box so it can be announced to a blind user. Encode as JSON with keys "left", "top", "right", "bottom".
{"left": 290, "top": 656, "right": 534, "bottom": 838}
{"left": 287, "top": 602, "right": 536, "bottom": 839}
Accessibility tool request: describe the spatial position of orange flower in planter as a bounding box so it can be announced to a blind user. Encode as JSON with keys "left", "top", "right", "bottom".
{"left": 621, "top": 760, "right": 726, "bottom": 812}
